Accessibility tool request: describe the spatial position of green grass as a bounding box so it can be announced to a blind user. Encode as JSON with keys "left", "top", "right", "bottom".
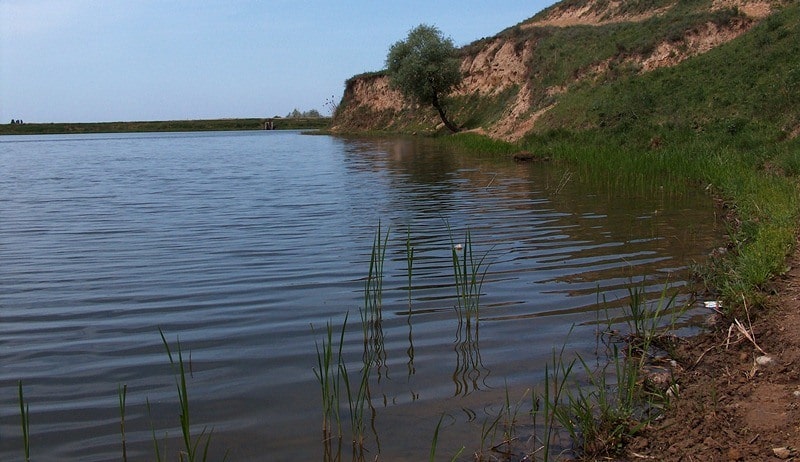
{"left": 451, "top": 87, "right": 521, "bottom": 131}
{"left": 436, "top": 131, "right": 517, "bottom": 155}
{"left": 518, "top": 126, "right": 800, "bottom": 316}
{"left": 537, "top": 6, "right": 800, "bottom": 136}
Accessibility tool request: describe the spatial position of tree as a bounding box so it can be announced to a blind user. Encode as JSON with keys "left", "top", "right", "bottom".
{"left": 386, "top": 24, "right": 463, "bottom": 133}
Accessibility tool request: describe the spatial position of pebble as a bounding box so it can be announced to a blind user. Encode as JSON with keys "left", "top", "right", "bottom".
{"left": 755, "top": 355, "right": 774, "bottom": 366}
{"left": 772, "top": 447, "right": 793, "bottom": 459}
{"left": 727, "top": 447, "right": 743, "bottom": 461}
{"left": 666, "top": 384, "right": 680, "bottom": 399}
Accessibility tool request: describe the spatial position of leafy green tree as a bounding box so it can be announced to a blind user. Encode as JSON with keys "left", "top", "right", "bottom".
{"left": 386, "top": 24, "right": 463, "bottom": 132}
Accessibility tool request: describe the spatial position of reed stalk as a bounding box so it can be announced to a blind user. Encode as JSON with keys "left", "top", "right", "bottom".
{"left": 540, "top": 346, "right": 577, "bottom": 461}
{"left": 429, "top": 414, "right": 464, "bottom": 462}
{"left": 449, "top": 228, "right": 489, "bottom": 330}
{"left": 362, "top": 223, "right": 389, "bottom": 375}
{"left": 312, "top": 315, "right": 347, "bottom": 438}
{"left": 118, "top": 383, "right": 128, "bottom": 462}
{"left": 146, "top": 398, "right": 166, "bottom": 462}
{"left": 18, "top": 380, "right": 30, "bottom": 462}
{"left": 406, "top": 227, "right": 416, "bottom": 375}
{"left": 339, "top": 353, "right": 372, "bottom": 453}
{"left": 158, "top": 328, "right": 222, "bottom": 462}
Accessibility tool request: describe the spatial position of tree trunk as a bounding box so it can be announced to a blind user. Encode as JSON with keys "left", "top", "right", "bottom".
{"left": 431, "top": 94, "right": 460, "bottom": 133}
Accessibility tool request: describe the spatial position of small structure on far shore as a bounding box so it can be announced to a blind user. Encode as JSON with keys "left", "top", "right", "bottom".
{"left": 264, "top": 119, "right": 275, "bottom": 130}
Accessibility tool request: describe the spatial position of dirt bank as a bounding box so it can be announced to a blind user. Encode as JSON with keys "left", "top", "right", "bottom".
{"left": 627, "top": 238, "right": 800, "bottom": 461}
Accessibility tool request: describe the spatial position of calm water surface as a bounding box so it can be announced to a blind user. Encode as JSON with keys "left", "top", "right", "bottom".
{"left": 0, "top": 131, "right": 720, "bottom": 460}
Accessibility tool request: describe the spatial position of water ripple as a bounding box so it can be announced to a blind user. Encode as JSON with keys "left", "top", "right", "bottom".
{"left": 0, "top": 131, "right": 721, "bottom": 460}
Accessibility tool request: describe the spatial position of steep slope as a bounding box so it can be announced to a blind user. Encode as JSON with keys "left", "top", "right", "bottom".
{"left": 332, "top": 0, "right": 789, "bottom": 141}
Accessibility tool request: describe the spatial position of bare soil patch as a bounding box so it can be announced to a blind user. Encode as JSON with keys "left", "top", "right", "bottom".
{"left": 628, "top": 239, "right": 800, "bottom": 461}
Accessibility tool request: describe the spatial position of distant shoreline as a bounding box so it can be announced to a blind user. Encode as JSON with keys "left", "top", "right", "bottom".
{"left": 0, "top": 117, "right": 331, "bottom": 135}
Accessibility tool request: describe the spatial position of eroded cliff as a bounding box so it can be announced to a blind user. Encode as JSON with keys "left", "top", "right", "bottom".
{"left": 332, "top": 0, "right": 784, "bottom": 141}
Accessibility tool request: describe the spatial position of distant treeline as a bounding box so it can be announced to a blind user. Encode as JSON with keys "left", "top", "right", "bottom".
{"left": 0, "top": 117, "right": 331, "bottom": 135}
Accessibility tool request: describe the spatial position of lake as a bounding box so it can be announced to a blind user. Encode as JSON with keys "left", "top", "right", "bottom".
{"left": 0, "top": 131, "right": 721, "bottom": 460}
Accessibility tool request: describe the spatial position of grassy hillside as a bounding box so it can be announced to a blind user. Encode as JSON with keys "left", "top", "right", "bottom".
{"left": 536, "top": 4, "right": 799, "bottom": 138}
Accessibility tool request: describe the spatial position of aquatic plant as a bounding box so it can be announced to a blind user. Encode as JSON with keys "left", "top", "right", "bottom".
{"left": 362, "top": 222, "right": 389, "bottom": 376}
{"left": 429, "top": 414, "right": 464, "bottom": 462}
{"left": 118, "top": 383, "right": 128, "bottom": 462}
{"left": 543, "top": 286, "right": 681, "bottom": 459}
{"left": 18, "top": 380, "right": 30, "bottom": 462}
{"left": 405, "top": 227, "right": 416, "bottom": 376}
{"left": 312, "top": 315, "right": 346, "bottom": 438}
{"left": 339, "top": 345, "right": 373, "bottom": 456}
{"left": 448, "top": 226, "right": 492, "bottom": 395}
{"left": 158, "top": 329, "right": 224, "bottom": 462}
{"left": 449, "top": 227, "right": 490, "bottom": 329}
{"left": 146, "top": 398, "right": 166, "bottom": 462}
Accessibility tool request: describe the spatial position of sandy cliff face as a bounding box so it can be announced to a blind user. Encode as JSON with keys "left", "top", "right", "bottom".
{"left": 332, "top": 0, "right": 783, "bottom": 141}
{"left": 457, "top": 39, "right": 530, "bottom": 97}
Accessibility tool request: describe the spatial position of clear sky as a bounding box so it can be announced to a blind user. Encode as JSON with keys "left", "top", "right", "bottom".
{"left": 0, "top": 1, "right": 556, "bottom": 123}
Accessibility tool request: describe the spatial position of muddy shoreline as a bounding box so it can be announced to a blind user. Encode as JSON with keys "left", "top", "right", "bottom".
{"left": 627, "top": 237, "right": 800, "bottom": 461}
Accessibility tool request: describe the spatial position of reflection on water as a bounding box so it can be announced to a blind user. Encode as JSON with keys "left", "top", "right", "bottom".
{"left": 452, "top": 316, "right": 488, "bottom": 397}
{"left": 0, "top": 132, "right": 722, "bottom": 461}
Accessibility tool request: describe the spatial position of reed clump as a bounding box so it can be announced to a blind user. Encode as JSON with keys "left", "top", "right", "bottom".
{"left": 156, "top": 329, "right": 225, "bottom": 462}
{"left": 428, "top": 283, "right": 685, "bottom": 461}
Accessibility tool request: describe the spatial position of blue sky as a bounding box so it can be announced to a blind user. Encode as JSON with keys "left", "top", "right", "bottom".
{"left": 0, "top": 1, "right": 556, "bottom": 123}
